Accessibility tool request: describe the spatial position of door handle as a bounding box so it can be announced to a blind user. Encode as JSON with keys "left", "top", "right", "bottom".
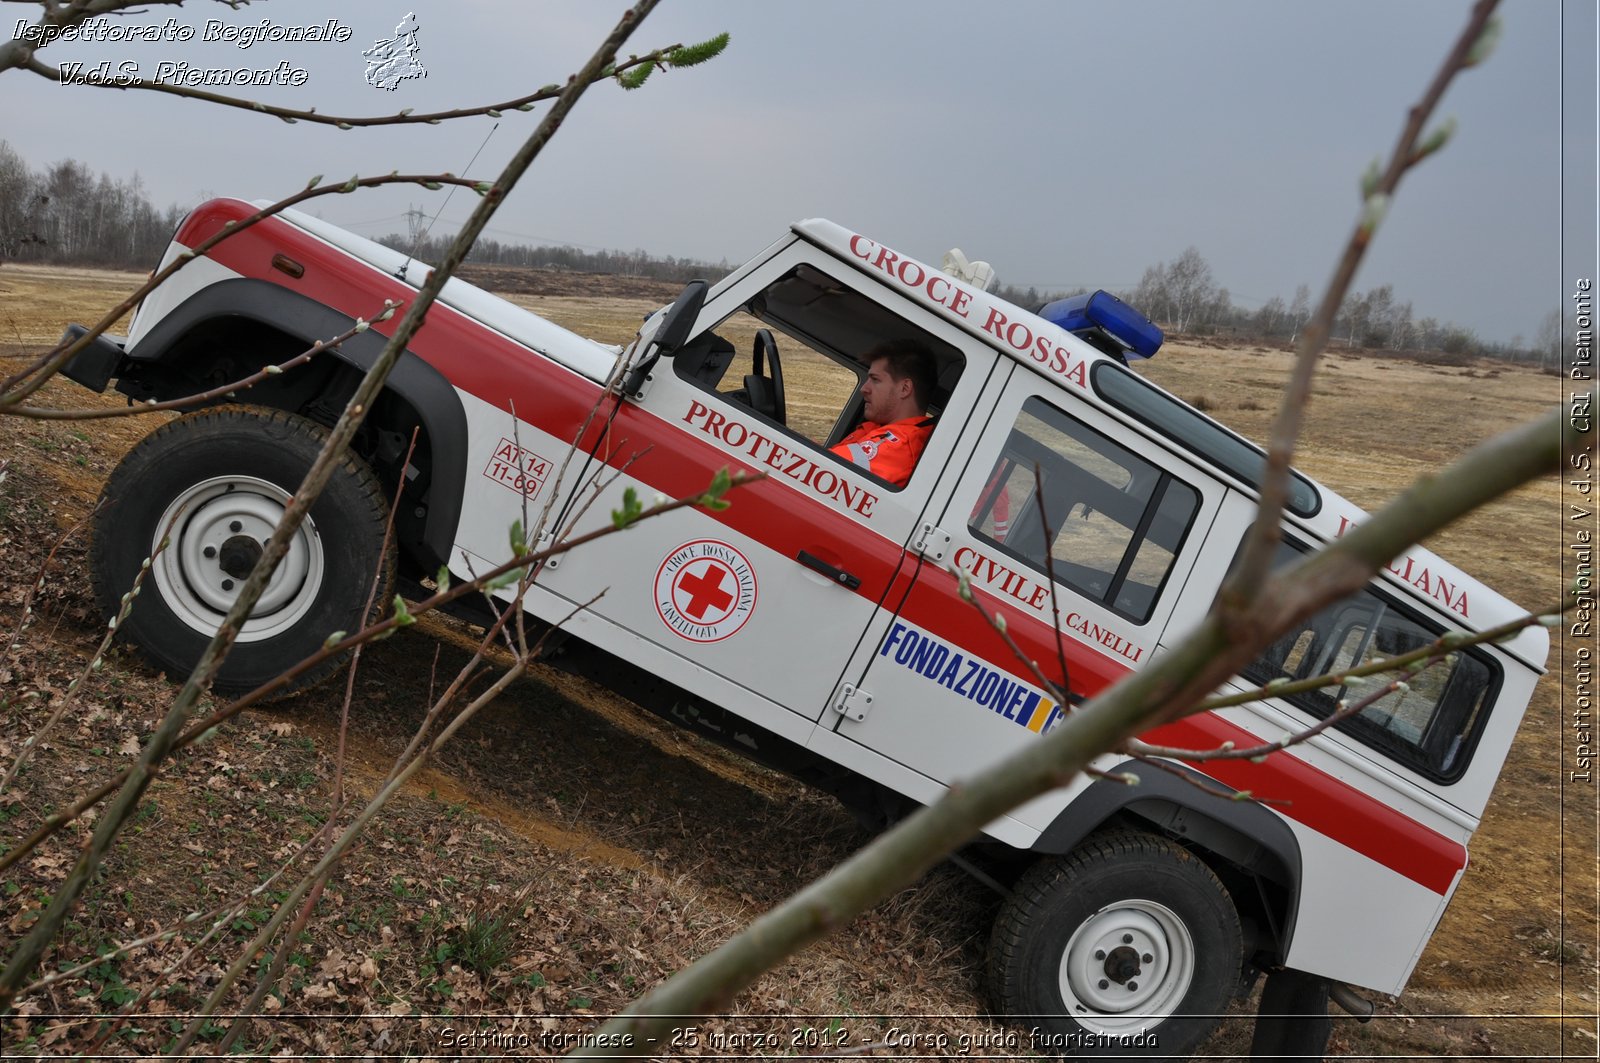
{"left": 797, "top": 550, "right": 861, "bottom": 590}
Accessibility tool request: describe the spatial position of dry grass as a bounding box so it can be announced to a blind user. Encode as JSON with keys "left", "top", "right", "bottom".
{"left": 0, "top": 264, "right": 1586, "bottom": 1059}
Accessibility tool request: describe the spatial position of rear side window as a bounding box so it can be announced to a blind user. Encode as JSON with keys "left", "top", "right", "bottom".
{"left": 968, "top": 396, "right": 1200, "bottom": 623}
{"left": 1241, "top": 541, "right": 1499, "bottom": 782}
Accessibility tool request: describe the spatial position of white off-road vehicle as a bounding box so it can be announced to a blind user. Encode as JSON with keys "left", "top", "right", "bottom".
{"left": 61, "top": 199, "right": 1548, "bottom": 1058}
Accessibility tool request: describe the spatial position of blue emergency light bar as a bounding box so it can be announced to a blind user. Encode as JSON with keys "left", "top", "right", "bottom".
{"left": 1038, "top": 290, "right": 1164, "bottom": 361}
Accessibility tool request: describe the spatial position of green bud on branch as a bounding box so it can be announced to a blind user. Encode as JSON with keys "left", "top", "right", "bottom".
{"left": 391, "top": 595, "right": 415, "bottom": 627}
{"left": 1464, "top": 16, "right": 1502, "bottom": 67}
{"left": 1359, "top": 193, "right": 1389, "bottom": 237}
{"left": 1359, "top": 157, "right": 1382, "bottom": 200}
{"left": 696, "top": 467, "right": 734, "bottom": 512}
{"left": 1411, "top": 116, "right": 1457, "bottom": 165}
{"left": 485, "top": 566, "right": 527, "bottom": 591}
{"left": 611, "top": 486, "right": 644, "bottom": 529}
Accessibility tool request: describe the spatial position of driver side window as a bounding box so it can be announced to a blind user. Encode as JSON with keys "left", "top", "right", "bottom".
{"left": 685, "top": 309, "right": 862, "bottom": 448}
{"left": 672, "top": 264, "right": 965, "bottom": 480}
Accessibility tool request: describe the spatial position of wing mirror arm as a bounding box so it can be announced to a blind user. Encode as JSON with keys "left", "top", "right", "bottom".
{"left": 623, "top": 279, "right": 708, "bottom": 397}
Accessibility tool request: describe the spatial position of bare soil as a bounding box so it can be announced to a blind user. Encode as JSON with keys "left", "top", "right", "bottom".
{"left": 0, "top": 263, "right": 1591, "bottom": 1059}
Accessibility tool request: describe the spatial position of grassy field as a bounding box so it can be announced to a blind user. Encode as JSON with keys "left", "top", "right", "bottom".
{"left": 0, "top": 262, "right": 1589, "bottom": 1059}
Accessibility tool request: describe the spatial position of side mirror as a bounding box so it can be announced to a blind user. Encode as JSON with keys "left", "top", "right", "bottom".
{"left": 652, "top": 279, "right": 708, "bottom": 355}
{"left": 624, "top": 279, "right": 707, "bottom": 396}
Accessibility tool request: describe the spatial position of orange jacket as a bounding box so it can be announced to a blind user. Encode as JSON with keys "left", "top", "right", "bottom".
{"left": 830, "top": 416, "right": 934, "bottom": 488}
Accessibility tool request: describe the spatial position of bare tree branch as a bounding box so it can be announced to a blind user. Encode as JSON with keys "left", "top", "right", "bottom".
{"left": 0, "top": 466, "right": 754, "bottom": 878}
{"left": 1220, "top": 0, "right": 1502, "bottom": 619}
{"left": 0, "top": 173, "right": 482, "bottom": 407}
{"left": 4, "top": 303, "right": 395, "bottom": 419}
{"left": 15, "top": 45, "right": 684, "bottom": 125}
{"left": 580, "top": 400, "right": 1575, "bottom": 1055}
{"left": 0, "top": 0, "right": 663, "bottom": 1007}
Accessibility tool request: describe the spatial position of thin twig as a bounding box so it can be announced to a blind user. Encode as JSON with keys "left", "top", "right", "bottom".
{"left": 0, "top": 497, "right": 94, "bottom": 683}
{"left": 17, "top": 46, "right": 678, "bottom": 128}
{"left": 1, "top": 499, "right": 148, "bottom": 796}
{"left": 1193, "top": 595, "right": 1570, "bottom": 715}
{"left": 0, "top": 178, "right": 470, "bottom": 407}
{"left": 4, "top": 308, "right": 394, "bottom": 420}
{"left": 1131, "top": 648, "right": 1463, "bottom": 765}
{"left": 1221, "top": 0, "right": 1503, "bottom": 617}
{"left": 0, "top": 470, "right": 756, "bottom": 879}
{"left": 1117, "top": 750, "right": 1294, "bottom": 807}
{"left": 0, "top": 0, "right": 663, "bottom": 1007}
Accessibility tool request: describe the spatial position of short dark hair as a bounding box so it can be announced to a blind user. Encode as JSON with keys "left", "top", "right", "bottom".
{"left": 864, "top": 340, "right": 938, "bottom": 410}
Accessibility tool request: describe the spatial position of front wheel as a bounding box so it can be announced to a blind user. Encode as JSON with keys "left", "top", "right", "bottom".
{"left": 91, "top": 406, "right": 394, "bottom": 697}
{"left": 988, "top": 831, "right": 1243, "bottom": 1060}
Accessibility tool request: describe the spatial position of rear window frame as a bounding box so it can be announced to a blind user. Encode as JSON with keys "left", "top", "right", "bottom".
{"left": 1237, "top": 536, "right": 1504, "bottom": 784}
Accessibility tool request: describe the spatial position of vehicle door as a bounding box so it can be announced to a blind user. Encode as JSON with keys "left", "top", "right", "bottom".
{"left": 530, "top": 238, "right": 1005, "bottom": 741}
{"left": 821, "top": 363, "right": 1227, "bottom": 809}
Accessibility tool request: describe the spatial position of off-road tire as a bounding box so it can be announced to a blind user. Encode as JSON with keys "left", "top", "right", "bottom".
{"left": 988, "top": 830, "right": 1243, "bottom": 1060}
{"left": 91, "top": 406, "right": 394, "bottom": 697}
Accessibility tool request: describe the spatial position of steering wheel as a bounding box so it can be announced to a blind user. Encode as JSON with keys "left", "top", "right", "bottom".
{"left": 743, "top": 328, "right": 786, "bottom": 425}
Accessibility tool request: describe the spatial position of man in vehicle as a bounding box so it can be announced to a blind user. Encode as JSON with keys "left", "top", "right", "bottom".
{"left": 830, "top": 340, "right": 938, "bottom": 488}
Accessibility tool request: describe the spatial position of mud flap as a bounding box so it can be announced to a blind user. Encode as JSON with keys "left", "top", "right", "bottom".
{"left": 1249, "top": 967, "right": 1331, "bottom": 1062}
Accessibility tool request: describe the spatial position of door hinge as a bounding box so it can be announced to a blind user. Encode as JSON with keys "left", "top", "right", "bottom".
{"left": 832, "top": 683, "right": 874, "bottom": 722}
{"left": 912, "top": 522, "right": 952, "bottom": 562}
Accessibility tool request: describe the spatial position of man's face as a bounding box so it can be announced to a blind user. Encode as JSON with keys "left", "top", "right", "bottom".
{"left": 858, "top": 357, "right": 911, "bottom": 424}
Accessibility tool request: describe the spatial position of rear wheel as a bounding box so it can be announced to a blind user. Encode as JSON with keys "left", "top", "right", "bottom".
{"left": 92, "top": 406, "right": 394, "bottom": 697}
{"left": 988, "top": 831, "right": 1243, "bottom": 1060}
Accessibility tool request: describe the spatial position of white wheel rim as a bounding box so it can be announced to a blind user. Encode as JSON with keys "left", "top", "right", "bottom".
{"left": 151, "top": 475, "right": 324, "bottom": 644}
{"left": 1058, "top": 899, "right": 1195, "bottom": 1035}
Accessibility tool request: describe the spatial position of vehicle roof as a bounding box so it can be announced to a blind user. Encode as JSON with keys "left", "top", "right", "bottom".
{"left": 792, "top": 219, "right": 1548, "bottom": 672}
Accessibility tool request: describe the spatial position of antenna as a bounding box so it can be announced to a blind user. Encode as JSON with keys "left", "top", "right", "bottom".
{"left": 395, "top": 120, "right": 500, "bottom": 281}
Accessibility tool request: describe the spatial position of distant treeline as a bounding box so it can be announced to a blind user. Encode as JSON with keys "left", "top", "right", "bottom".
{"left": 0, "top": 143, "right": 1557, "bottom": 367}
{"left": 0, "top": 141, "right": 184, "bottom": 267}
{"left": 371, "top": 230, "right": 732, "bottom": 286}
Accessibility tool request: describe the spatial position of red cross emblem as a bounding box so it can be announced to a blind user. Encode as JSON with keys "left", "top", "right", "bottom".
{"left": 654, "top": 540, "right": 758, "bottom": 643}
{"left": 675, "top": 561, "right": 735, "bottom": 620}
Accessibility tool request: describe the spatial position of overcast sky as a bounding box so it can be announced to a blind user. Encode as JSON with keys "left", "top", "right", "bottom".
{"left": 3, "top": 0, "right": 1595, "bottom": 345}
